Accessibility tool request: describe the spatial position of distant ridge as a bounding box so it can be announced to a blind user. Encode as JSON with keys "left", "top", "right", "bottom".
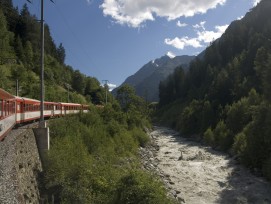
{"left": 113, "top": 55, "right": 195, "bottom": 102}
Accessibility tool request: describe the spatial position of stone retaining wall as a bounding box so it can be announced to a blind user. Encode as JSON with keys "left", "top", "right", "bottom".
{"left": 0, "top": 125, "right": 42, "bottom": 204}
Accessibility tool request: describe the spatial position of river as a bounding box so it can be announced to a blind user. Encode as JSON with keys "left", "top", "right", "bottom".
{"left": 147, "top": 126, "right": 271, "bottom": 204}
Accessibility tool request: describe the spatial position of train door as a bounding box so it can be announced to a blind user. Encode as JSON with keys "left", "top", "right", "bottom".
{"left": 19, "top": 101, "right": 24, "bottom": 123}
{"left": 0, "top": 99, "right": 3, "bottom": 119}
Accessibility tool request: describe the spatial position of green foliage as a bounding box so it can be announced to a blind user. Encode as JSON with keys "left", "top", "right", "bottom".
{"left": 72, "top": 70, "right": 86, "bottom": 95}
{"left": 203, "top": 128, "right": 215, "bottom": 147}
{"left": 44, "top": 136, "right": 93, "bottom": 203}
{"left": 159, "top": 66, "right": 186, "bottom": 106}
{"left": 213, "top": 121, "right": 231, "bottom": 151}
{"left": 116, "top": 84, "right": 151, "bottom": 129}
{"left": 114, "top": 170, "right": 174, "bottom": 204}
{"left": 263, "top": 158, "right": 271, "bottom": 181}
{"left": 232, "top": 132, "right": 247, "bottom": 157}
{"left": 131, "top": 128, "right": 150, "bottom": 147}
{"left": 56, "top": 43, "right": 66, "bottom": 64}
{"left": 179, "top": 100, "right": 201, "bottom": 135}
{"left": 0, "top": 7, "right": 14, "bottom": 58}
{"left": 177, "top": 100, "right": 215, "bottom": 135}
{"left": 226, "top": 97, "right": 251, "bottom": 134}
{"left": 43, "top": 102, "right": 168, "bottom": 203}
{"left": 0, "top": 65, "right": 10, "bottom": 90}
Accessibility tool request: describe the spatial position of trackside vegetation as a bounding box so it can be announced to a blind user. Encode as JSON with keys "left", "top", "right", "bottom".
{"left": 41, "top": 88, "right": 175, "bottom": 204}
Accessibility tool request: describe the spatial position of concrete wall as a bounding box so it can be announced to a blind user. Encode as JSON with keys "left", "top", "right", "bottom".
{"left": 0, "top": 125, "right": 42, "bottom": 204}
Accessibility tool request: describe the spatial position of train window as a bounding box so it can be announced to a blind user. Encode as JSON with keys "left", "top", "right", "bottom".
{"left": 0, "top": 100, "right": 2, "bottom": 118}
{"left": 3, "top": 100, "right": 6, "bottom": 116}
{"left": 12, "top": 102, "right": 14, "bottom": 114}
{"left": 7, "top": 101, "right": 9, "bottom": 115}
{"left": 11, "top": 102, "right": 14, "bottom": 114}
{"left": 8, "top": 101, "right": 11, "bottom": 114}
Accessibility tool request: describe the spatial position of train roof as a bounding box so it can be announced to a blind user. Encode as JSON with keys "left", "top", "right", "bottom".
{"left": 0, "top": 88, "right": 15, "bottom": 100}
{"left": 60, "top": 102, "right": 82, "bottom": 106}
{"left": 15, "top": 96, "right": 40, "bottom": 102}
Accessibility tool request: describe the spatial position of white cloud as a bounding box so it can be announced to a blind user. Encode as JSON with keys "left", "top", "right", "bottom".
{"left": 253, "top": 0, "right": 261, "bottom": 6}
{"left": 165, "top": 37, "right": 203, "bottom": 49}
{"left": 193, "top": 21, "right": 206, "bottom": 30}
{"left": 101, "top": 82, "right": 117, "bottom": 91}
{"left": 215, "top": 25, "right": 228, "bottom": 33}
{"left": 108, "top": 83, "right": 117, "bottom": 91}
{"left": 197, "top": 25, "right": 228, "bottom": 43}
{"left": 100, "top": 0, "right": 226, "bottom": 28}
{"left": 177, "top": 21, "right": 187, "bottom": 28}
{"left": 237, "top": 16, "right": 244, "bottom": 20}
{"left": 166, "top": 51, "right": 176, "bottom": 58}
{"left": 86, "top": 0, "right": 93, "bottom": 5}
{"left": 165, "top": 24, "right": 228, "bottom": 49}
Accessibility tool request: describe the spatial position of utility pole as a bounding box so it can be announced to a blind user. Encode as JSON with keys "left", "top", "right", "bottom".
{"left": 102, "top": 80, "right": 109, "bottom": 105}
{"left": 27, "top": 0, "right": 54, "bottom": 127}
{"left": 65, "top": 83, "right": 71, "bottom": 103}
{"left": 16, "top": 79, "right": 19, "bottom": 96}
{"left": 40, "top": 0, "right": 45, "bottom": 126}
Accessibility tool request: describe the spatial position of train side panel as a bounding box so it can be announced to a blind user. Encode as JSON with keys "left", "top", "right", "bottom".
{"left": 0, "top": 89, "right": 16, "bottom": 140}
{"left": 15, "top": 97, "right": 40, "bottom": 123}
{"left": 0, "top": 115, "right": 16, "bottom": 141}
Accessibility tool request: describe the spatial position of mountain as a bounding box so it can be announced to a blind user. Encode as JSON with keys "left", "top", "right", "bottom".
{"left": 158, "top": 0, "right": 271, "bottom": 180}
{"left": 113, "top": 55, "right": 195, "bottom": 102}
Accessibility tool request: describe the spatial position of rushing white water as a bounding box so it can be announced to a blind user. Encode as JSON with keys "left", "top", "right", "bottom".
{"left": 150, "top": 127, "right": 271, "bottom": 204}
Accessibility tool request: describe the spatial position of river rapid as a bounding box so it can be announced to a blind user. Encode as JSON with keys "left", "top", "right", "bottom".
{"left": 146, "top": 126, "right": 271, "bottom": 204}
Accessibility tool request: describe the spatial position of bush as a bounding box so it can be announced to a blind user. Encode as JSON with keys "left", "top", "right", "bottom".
{"left": 263, "top": 157, "right": 271, "bottom": 181}
{"left": 114, "top": 170, "right": 175, "bottom": 204}
{"left": 203, "top": 128, "right": 215, "bottom": 147}
{"left": 131, "top": 128, "right": 150, "bottom": 147}
{"left": 232, "top": 132, "right": 247, "bottom": 157}
{"left": 226, "top": 98, "right": 251, "bottom": 134}
{"left": 44, "top": 136, "right": 94, "bottom": 203}
{"left": 213, "top": 120, "right": 231, "bottom": 151}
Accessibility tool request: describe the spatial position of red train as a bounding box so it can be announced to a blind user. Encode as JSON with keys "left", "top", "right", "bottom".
{"left": 0, "top": 88, "right": 89, "bottom": 141}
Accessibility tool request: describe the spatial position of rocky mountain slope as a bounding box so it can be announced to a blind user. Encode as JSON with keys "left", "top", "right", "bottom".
{"left": 113, "top": 55, "right": 195, "bottom": 101}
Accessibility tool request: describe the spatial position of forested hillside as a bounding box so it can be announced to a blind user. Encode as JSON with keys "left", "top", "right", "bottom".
{"left": 157, "top": 0, "right": 271, "bottom": 180}
{"left": 0, "top": 0, "right": 106, "bottom": 104}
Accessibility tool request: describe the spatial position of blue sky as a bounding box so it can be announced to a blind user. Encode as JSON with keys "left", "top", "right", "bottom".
{"left": 12, "top": 0, "right": 260, "bottom": 89}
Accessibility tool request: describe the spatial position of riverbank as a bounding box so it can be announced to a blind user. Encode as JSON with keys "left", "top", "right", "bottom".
{"left": 141, "top": 126, "right": 271, "bottom": 204}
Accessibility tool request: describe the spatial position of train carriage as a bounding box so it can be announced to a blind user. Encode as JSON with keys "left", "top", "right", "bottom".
{"left": 0, "top": 89, "right": 16, "bottom": 141}
{"left": 0, "top": 88, "right": 90, "bottom": 141}
{"left": 60, "top": 102, "right": 83, "bottom": 115}
{"left": 15, "top": 96, "right": 41, "bottom": 124}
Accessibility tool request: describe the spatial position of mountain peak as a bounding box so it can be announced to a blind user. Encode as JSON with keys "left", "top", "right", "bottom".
{"left": 166, "top": 51, "right": 176, "bottom": 59}
{"left": 113, "top": 54, "right": 195, "bottom": 101}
